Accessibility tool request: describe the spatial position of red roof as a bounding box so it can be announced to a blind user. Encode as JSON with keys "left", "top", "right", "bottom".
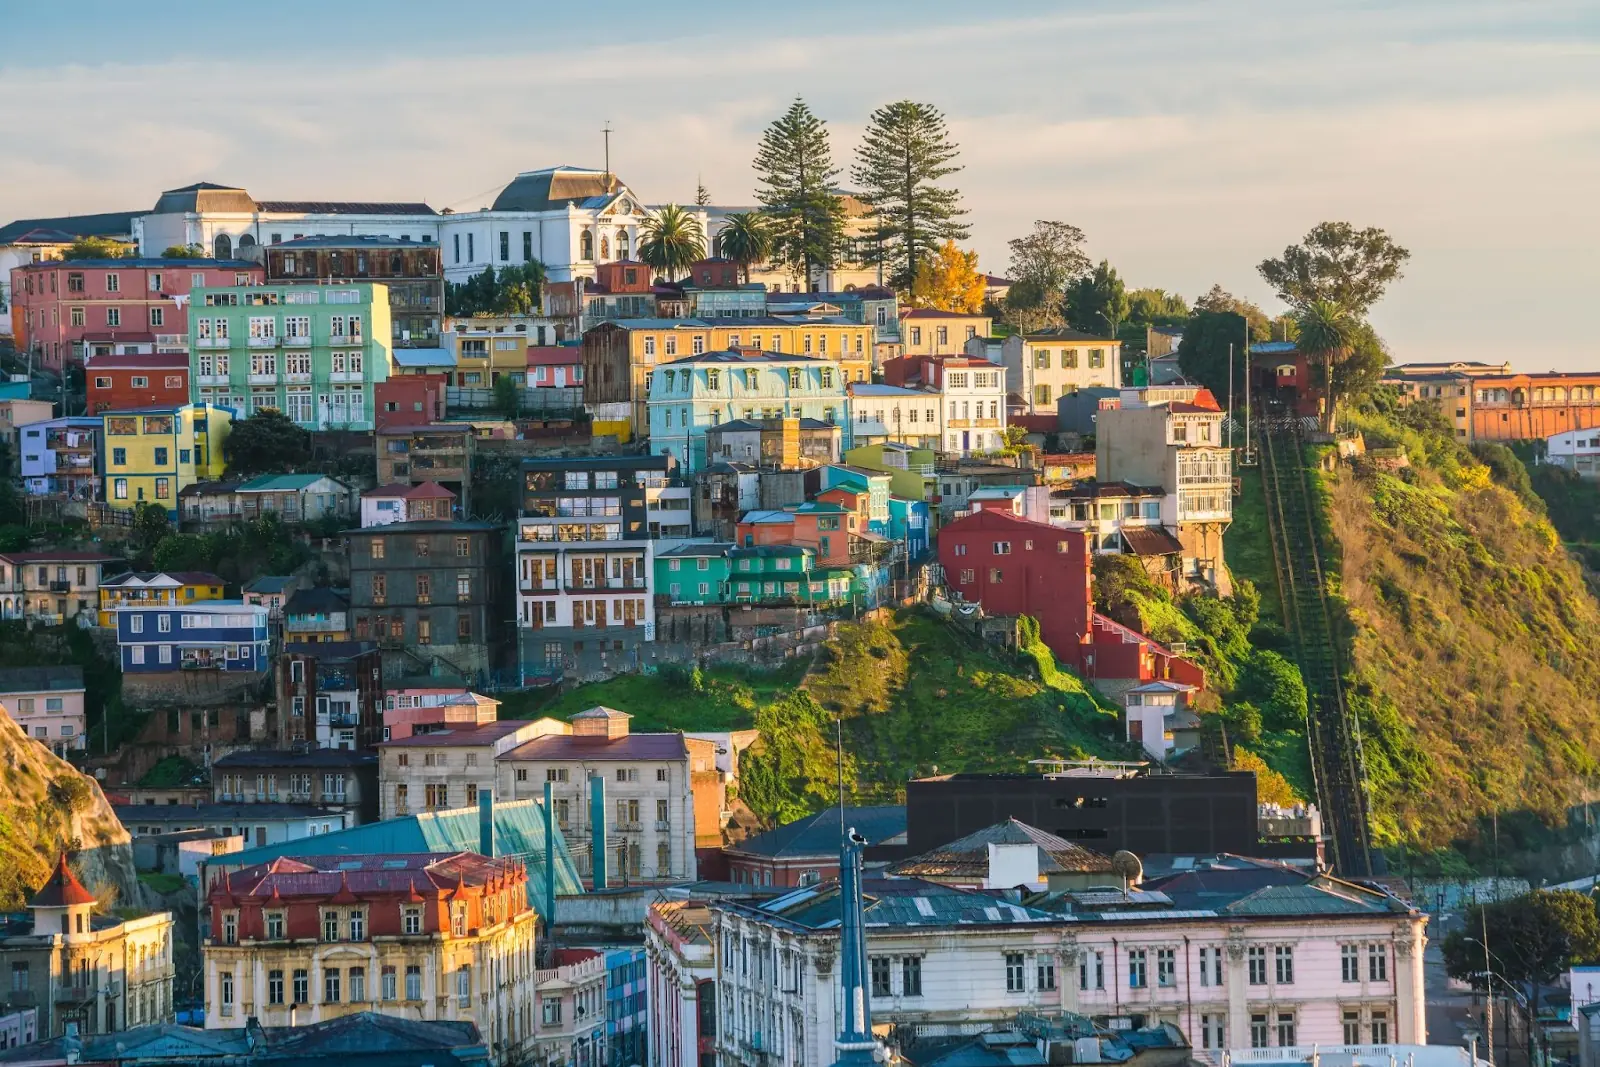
{"left": 362, "top": 481, "right": 457, "bottom": 500}
{"left": 30, "top": 853, "right": 96, "bottom": 908}
{"left": 85, "top": 352, "right": 189, "bottom": 370}
{"left": 527, "top": 346, "right": 582, "bottom": 366}
{"left": 212, "top": 852, "right": 521, "bottom": 904}
{"left": 502, "top": 732, "right": 688, "bottom": 762}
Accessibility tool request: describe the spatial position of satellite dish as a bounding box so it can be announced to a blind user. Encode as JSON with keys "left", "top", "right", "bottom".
{"left": 1111, "top": 851, "right": 1143, "bottom": 888}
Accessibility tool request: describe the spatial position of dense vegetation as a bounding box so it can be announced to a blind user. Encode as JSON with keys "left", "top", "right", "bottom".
{"left": 1321, "top": 393, "right": 1600, "bottom": 855}
{"left": 511, "top": 610, "right": 1139, "bottom": 826}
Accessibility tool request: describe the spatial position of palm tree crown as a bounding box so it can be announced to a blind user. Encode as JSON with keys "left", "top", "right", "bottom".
{"left": 1294, "top": 298, "right": 1358, "bottom": 432}
{"left": 638, "top": 204, "right": 705, "bottom": 282}
{"left": 716, "top": 212, "right": 774, "bottom": 283}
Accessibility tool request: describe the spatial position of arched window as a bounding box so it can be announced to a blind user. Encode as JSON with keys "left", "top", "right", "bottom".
{"left": 213, "top": 234, "right": 233, "bottom": 259}
{"left": 600, "top": 235, "right": 610, "bottom": 260}
{"left": 237, "top": 233, "right": 256, "bottom": 250}
{"left": 580, "top": 230, "right": 594, "bottom": 261}
{"left": 617, "top": 230, "right": 630, "bottom": 260}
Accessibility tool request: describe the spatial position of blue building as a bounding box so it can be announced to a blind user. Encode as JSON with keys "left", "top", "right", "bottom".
{"left": 116, "top": 600, "right": 269, "bottom": 672}
{"left": 604, "top": 947, "right": 648, "bottom": 1067}
{"left": 887, "top": 496, "right": 931, "bottom": 560}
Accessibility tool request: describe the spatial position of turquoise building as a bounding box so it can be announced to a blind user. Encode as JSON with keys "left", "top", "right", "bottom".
{"left": 188, "top": 282, "right": 392, "bottom": 430}
{"left": 654, "top": 542, "right": 854, "bottom": 607}
{"left": 656, "top": 542, "right": 734, "bottom": 604}
{"left": 647, "top": 351, "right": 847, "bottom": 472}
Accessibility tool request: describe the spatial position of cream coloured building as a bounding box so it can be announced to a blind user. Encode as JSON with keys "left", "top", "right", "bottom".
{"left": 982, "top": 329, "right": 1122, "bottom": 414}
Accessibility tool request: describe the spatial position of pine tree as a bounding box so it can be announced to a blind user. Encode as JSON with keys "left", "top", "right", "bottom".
{"left": 752, "top": 98, "right": 845, "bottom": 283}
{"left": 695, "top": 179, "right": 711, "bottom": 207}
{"left": 851, "top": 100, "right": 969, "bottom": 291}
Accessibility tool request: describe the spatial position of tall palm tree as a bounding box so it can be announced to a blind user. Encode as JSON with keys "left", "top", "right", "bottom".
{"left": 716, "top": 212, "right": 774, "bottom": 283}
{"left": 638, "top": 204, "right": 705, "bottom": 282}
{"left": 1294, "top": 299, "right": 1358, "bottom": 433}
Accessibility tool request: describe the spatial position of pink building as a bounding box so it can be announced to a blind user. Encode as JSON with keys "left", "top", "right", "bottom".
{"left": 359, "top": 481, "right": 457, "bottom": 528}
{"left": 8, "top": 258, "right": 262, "bottom": 371}
{"left": 382, "top": 686, "right": 500, "bottom": 740}
{"left": 527, "top": 346, "right": 584, "bottom": 389}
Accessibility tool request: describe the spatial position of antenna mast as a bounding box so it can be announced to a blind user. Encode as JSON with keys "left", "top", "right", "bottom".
{"left": 602, "top": 121, "right": 613, "bottom": 189}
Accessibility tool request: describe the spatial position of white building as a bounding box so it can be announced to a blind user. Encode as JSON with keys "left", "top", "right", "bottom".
{"left": 133, "top": 169, "right": 702, "bottom": 287}
{"left": 846, "top": 384, "right": 941, "bottom": 451}
{"left": 645, "top": 900, "right": 717, "bottom": 1067}
{"left": 702, "top": 850, "right": 1426, "bottom": 1067}
{"left": 515, "top": 512, "right": 656, "bottom": 647}
{"left": 532, "top": 947, "right": 609, "bottom": 1067}
{"left": 1543, "top": 427, "right": 1600, "bottom": 479}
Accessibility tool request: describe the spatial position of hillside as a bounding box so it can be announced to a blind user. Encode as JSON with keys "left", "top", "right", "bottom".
{"left": 0, "top": 708, "right": 139, "bottom": 910}
{"left": 1316, "top": 401, "right": 1600, "bottom": 854}
{"left": 512, "top": 610, "right": 1139, "bottom": 826}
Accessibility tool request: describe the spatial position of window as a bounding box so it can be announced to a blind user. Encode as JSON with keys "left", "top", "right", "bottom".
{"left": 543, "top": 997, "right": 563, "bottom": 1025}
{"left": 1370, "top": 1009, "right": 1389, "bottom": 1045}
{"left": 292, "top": 968, "right": 309, "bottom": 1004}
{"left": 1343, "top": 1010, "right": 1362, "bottom": 1045}
{"left": 324, "top": 968, "right": 341, "bottom": 1003}
{"left": 349, "top": 966, "right": 366, "bottom": 1002}
{"left": 993, "top": 541, "right": 1011, "bottom": 554}
{"left": 1037, "top": 958, "right": 1056, "bottom": 991}
{"left": 403, "top": 907, "right": 422, "bottom": 934}
{"left": 870, "top": 956, "right": 891, "bottom": 997}
{"left": 1250, "top": 1014, "right": 1269, "bottom": 1049}
{"left": 323, "top": 910, "right": 340, "bottom": 942}
{"left": 222, "top": 911, "right": 237, "bottom": 944}
{"left": 1275, "top": 945, "right": 1294, "bottom": 984}
{"left": 371, "top": 537, "right": 386, "bottom": 560}
{"left": 106, "top": 307, "right": 121, "bottom": 327}
{"left": 1005, "top": 952, "right": 1025, "bottom": 992}
{"left": 371, "top": 574, "right": 386, "bottom": 604}
{"left": 149, "top": 306, "right": 165, "bottom": 327}
{"left": 1276, "top": 1012, "right": 1296, "bottom": 1047}
{"left": 266, "top": 911, "right": 285, "bottom": 939}
{"left": 1247, "top": 946, "right": 1267, "bottom": 984}
{"left": 456, "top": 964, "right": 471, "bottom": 1007}
{"left": 381, "top": 966, "right": 397, "bottom": 1001}
{"left": 349, "top": 910, "right": 365, "bottom": 940}
{"left": 988, "top": 568, "right": 1004, "bottom": 583}
{"left": 1080, "top": 950, "right": 1104, "bottom": 990}
{"left": 1199, "top": 946, "right": 1222, "bottom": 986}
{"left": 71, "top": 307, "right": 86, "bottom": 327}
{"left": 1202, "top": 1014, "right": 1226, "bottom": 1050}
{"left": 1128, "top": 949, "right": 1147, "bottom": 988}
{"left": 268, "top": 970, "right": 285, "bottom": 1005}
{"left": 902, "top": 956, "right": 922, "bottom": 997}
{"left": 405, "top": 965, "right": 422, "bottom": 1001}
{"left": 105, "top": 272, "right": 120, "bottom": 292}
{"left": 1368, "top": 943, "right": 1387, "bottom": 982}
{"left": 1341, "top": 943, "right": 1360, "bottom": 982}
{"left": 220, "top": 970, "right": 234, "bottom": 1014}
{"left": 1156, "top": 947, "right": 1175, "bottom": 987}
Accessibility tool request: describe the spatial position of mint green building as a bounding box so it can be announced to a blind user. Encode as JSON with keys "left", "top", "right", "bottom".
{"left": 655, "top": 542, "right": 853, "bottom": 606}
{"left": 188, "top": 282, "right": 393, "bottom": 430}
{"left": 657, "top": 543, "right": 734, "bottom": 605}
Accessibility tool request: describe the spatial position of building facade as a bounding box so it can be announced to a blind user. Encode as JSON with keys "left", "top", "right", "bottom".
{"left": 0, "top": 666, "right": 86, "bottom": 755}
{"left": 85, "top": 352, "right": 191, "bottom": 414}
{"left": 375, "top": 424, "right": 474, "bottom": 505}
{"left": 188, "top": 282, "right": 392, "bottom": 430}
{"left": 98, "top": 570, "right": 225, "bottom": 627}
{"left": 211, "top": 748, "right": 380, "bottom": 827}
{"left": 100, "top": 404, "right": 232, "bottom": 516}
{"left": 115, "top": 600, "right": 270, "bottom": 674}
{"left": 346, "top": 521, "right": 510, "bottom": 681}
{"left": 8, "top": 258, "right": 261, "bottom": 372}
{"left": 985, "top": 330, "right": 1122, "bottom": 415}
{"left": 899, "top": 309, "right": 990, "bottom": 355}
{"left": 265, "top": 235, "right": 443, "bottom": 349}
{"left": 0, "top": 550, "right": 120, "bottom": 624}
{"left": 18, "top": 418, "right": 100, "bottom": 498}
{"left": 202, "top": 852, "right": 538, "bottom": 1066}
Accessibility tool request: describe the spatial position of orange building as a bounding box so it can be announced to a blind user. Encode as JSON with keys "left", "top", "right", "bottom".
{"left": 734, "top": 501, "right": 864, "bottom": 566}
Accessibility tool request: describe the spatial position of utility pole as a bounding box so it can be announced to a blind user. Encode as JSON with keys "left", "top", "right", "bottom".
{"left": 1483, "top": 906, "right": 1495, "bottom": 1067}
{"left": 602, "top": 122, "right": 613, "bottom": 190}
{"left": 1227, "top": 342, "right": 1235, "bottom": 451}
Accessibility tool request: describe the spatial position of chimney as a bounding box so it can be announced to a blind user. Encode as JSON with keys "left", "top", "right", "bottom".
{"left": 590, "top": 774, "right": 608, "bottom": 890}
{"left": 479, "top": 787, "right": 495, "bottom": 858}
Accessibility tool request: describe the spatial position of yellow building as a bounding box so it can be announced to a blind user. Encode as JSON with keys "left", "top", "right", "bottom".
{"left": 98, "top": 570, "right": 226, "bottom": 627}
{"left": 101, "top": 404, "right": 232, "bottom": 516}
{"left": 583, "top": 318, "right": 872, "bottom": 435}
{"left": 900, "top": 308, "right": 993, "bottom": 355}
{"left": 446, "top": 318, "right": 535, "bottom": 386}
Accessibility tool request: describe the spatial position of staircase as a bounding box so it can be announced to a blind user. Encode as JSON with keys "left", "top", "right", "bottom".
{"left": 1257, "top": 413, "right": 1373, "bottom": 877}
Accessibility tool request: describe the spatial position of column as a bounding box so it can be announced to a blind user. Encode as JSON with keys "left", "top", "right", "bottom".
{"left": 1394, "top": 932, "right": 1424, "bottom": 1043}
{"left": 1226, "top": 935, "right": 1249, "bottom": 1051}
{"left": 1058, "top": 936, "right": 1081, "bottom": 1014}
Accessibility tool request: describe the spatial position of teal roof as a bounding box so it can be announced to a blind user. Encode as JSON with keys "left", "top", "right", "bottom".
{"left": 221, "top": 798, "right": 582, "bottom": 918}
{"left": 793, "top": 501, "right": 849, "bottom": 514}
{"left": 237, "top": 473, "right": 335, "bottom": 492}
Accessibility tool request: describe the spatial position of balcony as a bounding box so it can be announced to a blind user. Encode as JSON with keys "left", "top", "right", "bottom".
{"left": 247, "top": 336, "right": 278, "bottom": 349}
{"left": 520, "top": 580, "right": 560, "bottom": 593}
{"left": 328, "top": 334, "right": 353, "bottom": 345}
{"left": 282, "top": 334, "right": 312, "bottom": 347}
{"left": 329, "top": 371, "right": 363, "bottom": 383}
{"left": 564, "top": 578, "right": 648, "bottom": 593}
{"left": 196, "top": 336, "right": 229, "bottom": 349}
{"left": 49, "top": 581, "right": 71, "bottom": 592}
{"left": 285, "top": 372, "right": 312, "bottom": 384}
{"left": 56, "top": 985, "right": 93, "bottom": 1003}
{"left": 197, "top": 373, "right": 229, "bottom": 386}
{"left": 248, "top": 373, "right": 278, "bottom": 385}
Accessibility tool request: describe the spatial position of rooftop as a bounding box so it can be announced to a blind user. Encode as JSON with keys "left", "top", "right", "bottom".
{"left": 380, "top": 720, "right": 532, "bottom": 748}
{"left": 890, "top": 818, "right": 1117, "bottom": 879}
{"left": 729, "top": 805, "right": 905, "bottom": 859}
{"left": 491, "top": 166, "right": 626, "bottom": 212}
{"left": 502, "top": 731, "right": 688, "bottom": 763}
{"left": 0, "top": 210, "right": 139, "bottom": 245}
{"left": 1022, "top": 328, "right": 1118, "bottom": 343}
{"left": 729, "top": 876, "right": 1060, "bottom": 931}
{"left": 272, "top": 234, "right": 439, "bottom": 250}
{"left": 362, "top": 480, "right": 457, "bottom": 500}
{"left": 657, "top": 542, "right": 734, "bottom": 559}
{"left": 30, "top": 853, "right": 96, "bottom": 908}
{"left": 213, "top": 747, "right": 377, "bottom": 770}
{"left": 0, "top": 665, "right": 85, "bottom": 694}
{"left": 661, "top": 349, "right": 833, "bottom": 366}
{"left": 115, "top": 802, "right": 344, "bottom": 822}
{"left": 391, "top": 347, "right": 455, "bottom": 368}
{"left": 237, "top": 473, "right": 344, "bottom": 492}
{"left": 210, "top": 852, "right": 520, "bottom": 905}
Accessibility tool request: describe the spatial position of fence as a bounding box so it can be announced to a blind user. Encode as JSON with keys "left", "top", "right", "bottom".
{"left": 447, "top": 385, "right": 584, "bottom": 415}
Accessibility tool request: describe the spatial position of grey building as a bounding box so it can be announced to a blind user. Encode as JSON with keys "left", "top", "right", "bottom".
{"left": 211, "top": 747, "right": 380, "bottom": 825}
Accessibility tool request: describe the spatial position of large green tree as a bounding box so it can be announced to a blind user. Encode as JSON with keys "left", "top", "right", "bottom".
{"left": 1064, "top": 260, "right": 1130, "bottom": 337}
{"left": 222, "top": 409, "right": 312, "bottom": 476}
{"left": 1126, "top": 288, "right": 1189, "bottom": 328}
{"left": 160, "top": 244, "right": 205, "bottom": 259}
{"left": 1295, "top": 299, "right": 1361, "bottom": 432}
{"left": 638, "top": 204, "right": 706, "bottom": 282}
{"left": 446, "top": 263, "right": 545, "bottom": 316}
{"left": 850, "top": 100, "right": 969, "bottom": 291}
{"left": 753, "top": 98, "right": 846, "bottom": 282}
{"left": 1176, "top": 309, "right": 1251, "bottom": 401}
{"left": 62, "top": 236, "right": 129, "bottom": 261}
{"left": 1258, "top": 221, "right": 1410, "bottom": 317}
{"left": 1002, "top": 220, "right": 1091, "bottom": 332}
{"left": 714, "top": 212, "right": 773, "bottom": 283}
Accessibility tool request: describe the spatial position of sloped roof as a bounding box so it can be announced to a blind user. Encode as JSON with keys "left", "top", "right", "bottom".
{"left": 739, "top": 876, "right": 1060, "bottom": 931}
{"left": 492, "top": 167, "right": 625, "bottom": 212}
{"left": 0, "top": 210, "right": 140, "bottom": 245}
{"left": 102, "top": 570, "right": 223, "bottom": 588}
{"left": 284, "top": 587, "right": 350, "bottom": 614}
{"left": 363, "top": 481, "right": 457, "bottom": 500}
{"left": 0, "top": 665, "right": 84, "bottom": 693}
{"left": 256, "top": 200, "right": 436, "bottom": 215}
{"left": 30, "top": 853, "right": 96, "bottom": 907}
{"left": 1120, "top": 526, "right": 1185, "bottom": 557}
{"left": 729, "top": 805, "right": 905, "bottom": 859}
{"left": 1222, "top": 878, "right": 1413, "bottom": 916}
{"left": 502, "top": 731, "right": 687, "bottom": 763}
{"left": 244, "top": 575, "right": 298, "bottom": 595}
{"left": 891, "top": 818, "right": 1116, "bottom": 879}
{"left": 237, "top": 473, "right": 345, "bottom": 492}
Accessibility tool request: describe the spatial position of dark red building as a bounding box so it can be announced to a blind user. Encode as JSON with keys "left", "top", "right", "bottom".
{"left": 685, "top": 258, "right": 740, "bottom": 287}
{"left": 937, "top": 509, "right": 1205, "bottom": 691}
{"left": 85, "top": 352, "right": 190, "bottom": 414}
{"left": 374, "top": 374, "right": 448, "bottom": 431}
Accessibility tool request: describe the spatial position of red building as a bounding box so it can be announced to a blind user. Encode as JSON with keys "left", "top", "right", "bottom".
{"left": 937, "top": 509, "right": 1204, "bottom": 692}
{"left": 374, "top": 374, "right": 448, "bottom": 430}
{"left": 85, "top": 352, "right": 190, "bottom": 414}
{"left": 526, "top": 346, "right": 583, "bottom": 390}
{"left": 685, "top": 258, "right": 740, "bottom": 287}
{"left": 9, "top": 258, "right": 262, "bottom": 371}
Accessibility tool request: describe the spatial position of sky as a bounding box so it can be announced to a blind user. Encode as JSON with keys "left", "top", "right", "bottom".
{"left": 3, "top": 0, "right": 1597, "bottom": 368}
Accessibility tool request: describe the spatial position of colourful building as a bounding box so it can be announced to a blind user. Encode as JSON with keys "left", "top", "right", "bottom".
{"left": 735, "top": 501, "right": 862, "bottom": 567}
{"left": 115, "top": 599, "right": 270, "bottom": 673}
{"left": 18, "top": 417, "right": 100, "bottom": 498}
{"left": 647, "top": 351, "right": 848, "bottom": 473}
{"left": 842, "top": 441, "right": 937, "bottom": 502}
{"left": 8, "top": 258, "right": 261, "bottom": 372}
{"left": 85, "top": 352, "right": 191, "bottom": 414}
{"left": 100, "top": 404, "right": 232, "bottom": 515}
{"left": 188, "top": 282, "right": 392, "bottom": 430}
{"left": 655, "top": 543, "right": 733, "bottom": 605}
{"left": 727, "top": 545, "right": 849, "bottom": 606}
{"left": 447, "top": 321, "right": 532, "bottom": 386}
{"left": 98, "top": 570, "right": 225, "bottom": 627}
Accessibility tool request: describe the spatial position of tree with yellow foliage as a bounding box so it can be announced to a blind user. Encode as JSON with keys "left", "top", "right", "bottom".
{"left": 909, "top": 240, "right": 985, "bottom": 313}
{"left": 1231, "top": 748, "right": 1302, "bottom": 807}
